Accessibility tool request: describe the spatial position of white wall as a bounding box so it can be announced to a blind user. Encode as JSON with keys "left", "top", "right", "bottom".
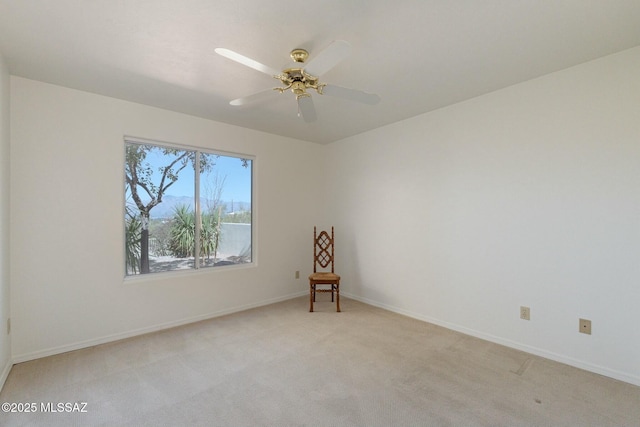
{"left": 326, "top": 47, "right": 640, "bottom": 386}
{"left": 9, "top": 77, "right": 323, "bottom": 360}
{"left": 7, "top": 46, "right": 640, "bottom": 387}
{"left": 0, "top": 53, "right": 11, "bottom": 388}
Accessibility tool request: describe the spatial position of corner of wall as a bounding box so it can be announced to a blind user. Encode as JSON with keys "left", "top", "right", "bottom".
{"left": 0, "top": 51, "right": 12, "bottom": 391}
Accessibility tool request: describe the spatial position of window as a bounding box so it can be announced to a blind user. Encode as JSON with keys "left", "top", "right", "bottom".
{"left": 124, "top": 138, "right": 253, "bottom": 276}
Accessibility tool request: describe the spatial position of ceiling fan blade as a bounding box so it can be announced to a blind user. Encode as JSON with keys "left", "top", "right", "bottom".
{"left": 230, "top": 88, "right": 279, "bottom": 106}
{"left": 322, "top": 84, "right": 381, "bottom": 105}
{"left": 297, "top": 95, "right": 317, "bottom": 122}
{"left": 215, "top": 48, "right": 281, "bottom": 77}
{"left": 303, "top": 40, "right": 351, "bottom": 77}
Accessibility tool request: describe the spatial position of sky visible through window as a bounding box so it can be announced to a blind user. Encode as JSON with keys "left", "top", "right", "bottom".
{"left": 167, "top": 154, "right": 251, "bottom": 202}
{"left": 136, "top": 148, "right": 252, "bottom": 219}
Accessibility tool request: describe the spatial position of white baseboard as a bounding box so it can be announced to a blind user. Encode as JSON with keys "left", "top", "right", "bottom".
{"left": 0, "top": 357, "right": 11, "bottom": 392}
{"left": 343, "top": 292, "right": 640, "bottom": 388}
{"left": 12, "top": 291, "right": 307, "bottom": 364}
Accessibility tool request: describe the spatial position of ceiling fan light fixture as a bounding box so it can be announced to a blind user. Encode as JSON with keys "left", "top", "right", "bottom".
{"left": 296, "top": 91, "right": 312, "bottom": 100}
{"left": 291, "top": 81, "right": 307, "bottom": 96}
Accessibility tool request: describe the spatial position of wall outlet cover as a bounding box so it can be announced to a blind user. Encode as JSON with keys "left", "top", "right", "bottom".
{"left": 579, "top": 318, "right": 592, "bottom": 335}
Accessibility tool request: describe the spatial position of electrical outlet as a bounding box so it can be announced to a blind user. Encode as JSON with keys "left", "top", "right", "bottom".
{"left": 579, "top": 318, "right": 591, "bottom": 335}
{"left": 295, "top": 270, "right": 300, "bottom": 279}
{"left": 6, "top": 318, "right": 10, "bottom": 335}
{"left": 520, "top": 306, "right": 530, "bottom": 320}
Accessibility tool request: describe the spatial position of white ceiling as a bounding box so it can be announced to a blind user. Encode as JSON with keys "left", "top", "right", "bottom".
{"left": 2, "top": 1, "right": 640, "bottom": 144}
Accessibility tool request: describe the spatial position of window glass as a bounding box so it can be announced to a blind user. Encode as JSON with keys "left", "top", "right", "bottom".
{"left": 125, "top": 140, "right": 252, "bottom": 276}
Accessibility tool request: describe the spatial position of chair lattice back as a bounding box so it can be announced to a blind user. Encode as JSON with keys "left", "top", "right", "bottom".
{"left": 313, "top": 227, "right": 335, "bottom": 273}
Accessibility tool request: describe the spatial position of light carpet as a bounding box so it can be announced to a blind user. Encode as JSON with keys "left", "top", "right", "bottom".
{"left": 1, "top": 296, "right": 639, "bottom": 426}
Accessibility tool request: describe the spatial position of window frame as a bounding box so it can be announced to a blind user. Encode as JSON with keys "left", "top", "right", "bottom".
{"left": 123, "top": 136, "right": 256, "bottom": 279}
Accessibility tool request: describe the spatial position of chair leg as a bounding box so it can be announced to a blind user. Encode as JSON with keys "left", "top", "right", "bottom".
{"left": 309, "top": 284, "right": 314, "bottom": 312}
{"left": 336, "top": 284, "right": 340, "bottom": 312}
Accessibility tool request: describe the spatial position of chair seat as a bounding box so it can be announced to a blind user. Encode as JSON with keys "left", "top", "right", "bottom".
{"left": 309, "top": 272, "right": 340, "bottom": 282}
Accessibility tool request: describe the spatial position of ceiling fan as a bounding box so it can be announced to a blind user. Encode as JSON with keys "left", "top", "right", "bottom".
{"left": 215, "top": 40, "right": 380, "bottom": 122}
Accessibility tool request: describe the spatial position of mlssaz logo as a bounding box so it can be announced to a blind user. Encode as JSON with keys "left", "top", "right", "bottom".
{"left": 41, "top": 402, "right": 88, "bottom": 413}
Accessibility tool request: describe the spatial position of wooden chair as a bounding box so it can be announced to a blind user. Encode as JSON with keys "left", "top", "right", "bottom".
{"left": 309, "top": 226, "right": 340, "bottom": 312}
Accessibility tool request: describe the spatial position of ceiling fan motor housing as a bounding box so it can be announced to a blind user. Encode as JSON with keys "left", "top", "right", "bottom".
{"left": 276, "top": 68, "right": 324, "bottom": 97}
